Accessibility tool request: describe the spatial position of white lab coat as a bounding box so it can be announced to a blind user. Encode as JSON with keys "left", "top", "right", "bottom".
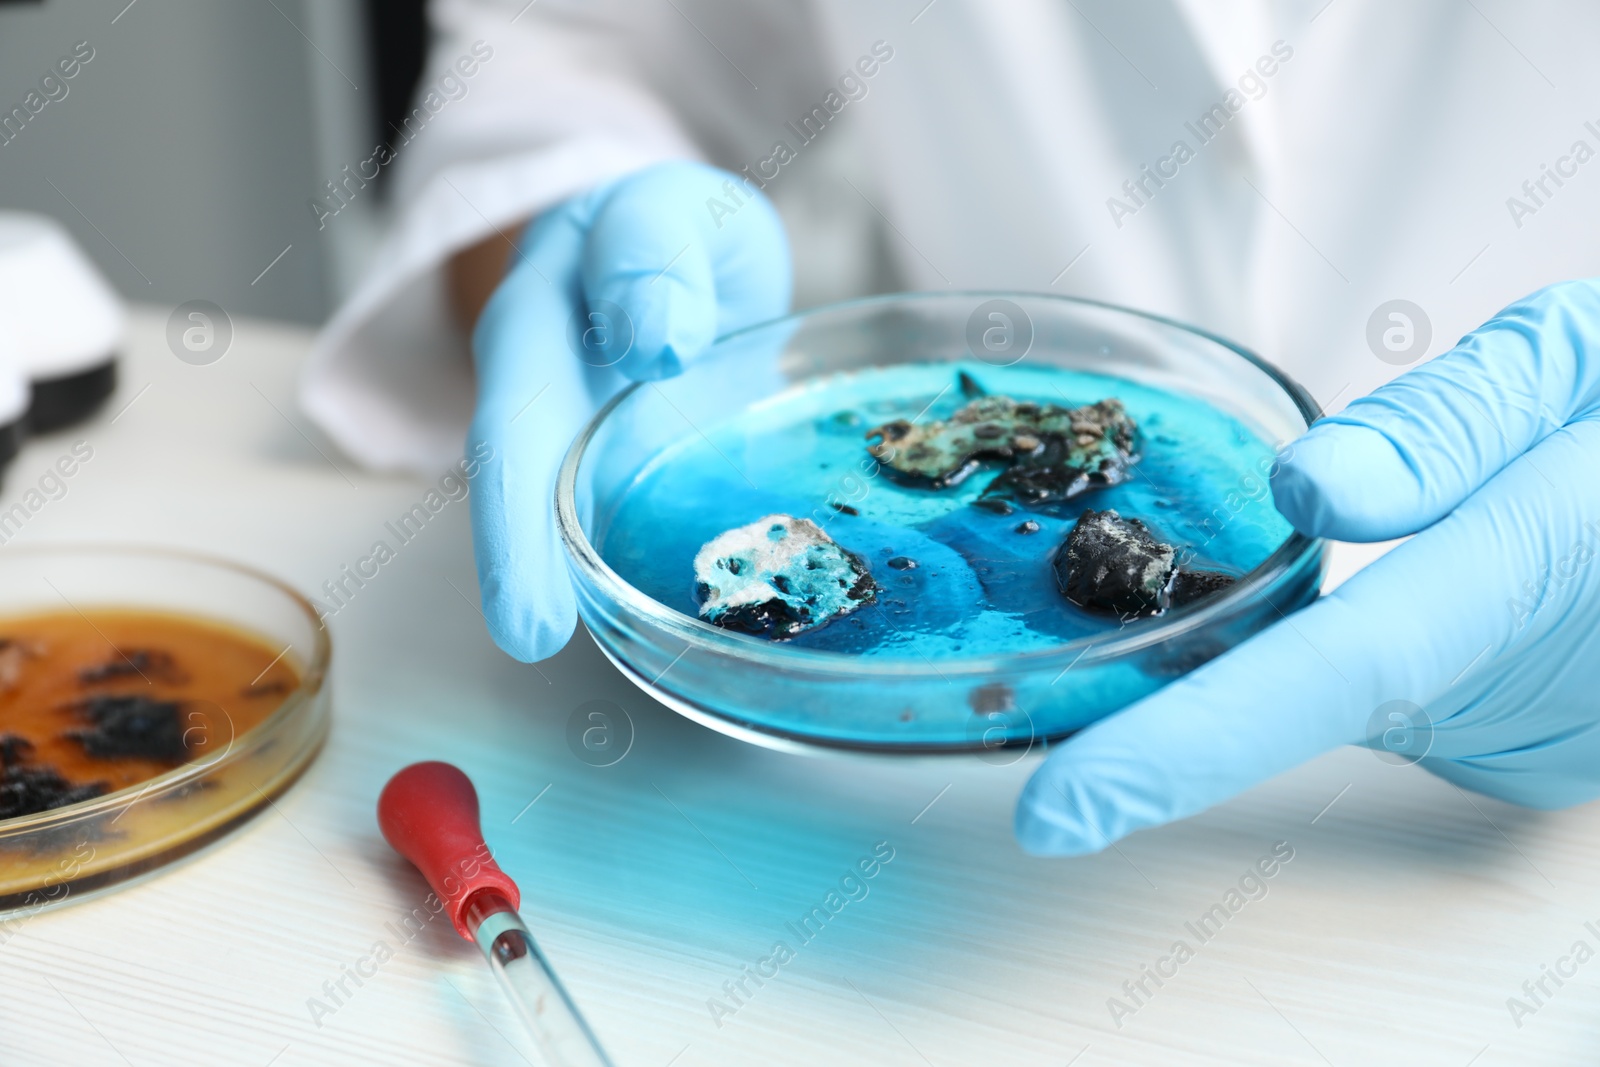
{"left": 300, "top": 0, "right": 1600, "bottom": 473}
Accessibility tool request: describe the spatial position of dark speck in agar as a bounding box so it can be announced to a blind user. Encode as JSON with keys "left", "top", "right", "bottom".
{"left": 79, "top": 648, "right": 188, "bottom": 685}
{"left": 887, "top": 556, "right": 918, "bottom": 570}
{"left": 1015, "top": 520, "right": 1041, "bottom": 534}
{"left": 65, "top": 695, "right": 190, "bottom": 763}
{"left": 969, "top": 682, "right": 1016, "bottom": 714}
{"left": 0, "top": 734, "right": 108, "bottom": 819}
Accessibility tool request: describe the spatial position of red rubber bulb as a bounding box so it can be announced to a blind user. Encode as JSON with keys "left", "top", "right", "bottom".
{"left": 377, "top": 761, "right": 521, "bottom": 940}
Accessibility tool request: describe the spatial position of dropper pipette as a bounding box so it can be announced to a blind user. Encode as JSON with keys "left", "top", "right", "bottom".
{"left": 378, "top": 761, "right": 615, "bottom": 1067}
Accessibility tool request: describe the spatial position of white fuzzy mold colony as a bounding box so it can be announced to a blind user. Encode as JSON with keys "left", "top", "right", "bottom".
{"left": 694, "top": 514, "right": 876, "bottom": 639}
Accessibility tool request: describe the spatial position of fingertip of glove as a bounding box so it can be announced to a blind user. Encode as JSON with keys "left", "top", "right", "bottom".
{"left": 587, "top": 269, "right": 716, "bottom": 383}
{"left": 1013, "top": 768, "right": 1107, "bottom": 857}
{"left": 1269, "top": 431, "right": 1340, "bottom": 535}
{"left": 479, "top": 575, "right": 577, "bottom": 664}
{"left": 1272, "top": 423, "right": 1429, "bottom": 542}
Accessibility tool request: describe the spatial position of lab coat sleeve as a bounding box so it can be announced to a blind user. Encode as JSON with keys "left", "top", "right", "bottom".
{"left": 298, "top": 0, "right": 706, "bottom": 473}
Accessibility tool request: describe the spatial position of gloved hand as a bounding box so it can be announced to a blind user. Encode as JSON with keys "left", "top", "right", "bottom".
{"left": 468, "top": 161, "right": 791, "bottom": 661}
{"left": 1016, "top": 279, "right": 1600, "bottom": 855}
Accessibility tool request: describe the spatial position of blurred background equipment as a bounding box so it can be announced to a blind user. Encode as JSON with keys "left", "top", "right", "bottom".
{"left": 0, "top": 0, "right": 429, "bottom": 325}
{"left": 0, "top": 211, "right": 122, "bottom": 431}
{"left": 0, "top": 211, "right": 123, "bottom": 486}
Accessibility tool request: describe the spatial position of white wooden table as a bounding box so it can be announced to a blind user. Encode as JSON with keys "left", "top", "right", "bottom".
{"left": 0, "top": 308, "right": 1593, "bottom": 1066}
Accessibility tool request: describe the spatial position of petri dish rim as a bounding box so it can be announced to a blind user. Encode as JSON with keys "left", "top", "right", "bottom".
{"left": 0, "top": 542, "right": 331, "bottom": 833}
{"left": 556, "top": 289, "right": 1325, "bottom": 679}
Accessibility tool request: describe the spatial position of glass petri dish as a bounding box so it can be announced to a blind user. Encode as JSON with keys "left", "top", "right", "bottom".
{"left": 0, "top": 546, "right": 330, "bottom": 913}
{"left": 557, "top": 292, "right": 1325, "bottom": 754}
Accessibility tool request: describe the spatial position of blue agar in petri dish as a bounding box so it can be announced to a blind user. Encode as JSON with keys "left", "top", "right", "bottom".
{"left": 598, "top": 361, "right": 1292, "bottom": 660}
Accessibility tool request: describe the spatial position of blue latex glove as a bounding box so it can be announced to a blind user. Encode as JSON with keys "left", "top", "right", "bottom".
{"left": 1016, "top": 279, "right": 1600, "bottom": 855}
{"left": 468, "top": 161, "right": 791, "bottom": 661}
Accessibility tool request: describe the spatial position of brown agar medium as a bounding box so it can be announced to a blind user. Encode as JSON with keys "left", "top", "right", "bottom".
{"left": 2, "top": 612, "right": 300, "bottom": 796}
{"left": 0, "top": 565, "right": 330, "bottom": 913}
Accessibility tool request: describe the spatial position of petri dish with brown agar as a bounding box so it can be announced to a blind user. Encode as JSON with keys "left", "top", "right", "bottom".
{"left": 0, "top": 546, "right": 329, "bottom": 914}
